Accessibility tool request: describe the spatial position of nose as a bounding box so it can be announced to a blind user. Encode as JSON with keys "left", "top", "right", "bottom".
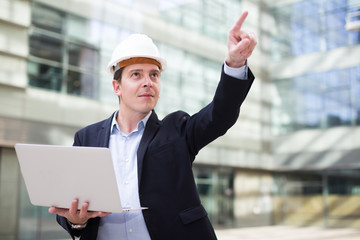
{"left": 143, "top": 76, "right": 152, "bottom": 87}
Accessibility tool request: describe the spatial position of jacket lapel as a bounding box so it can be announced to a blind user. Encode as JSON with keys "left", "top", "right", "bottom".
{"left": 98, "top": 112, "right": 115, "bottom": 148}
{"left": 137, "top": 111, "right": 160, "bottom": 186}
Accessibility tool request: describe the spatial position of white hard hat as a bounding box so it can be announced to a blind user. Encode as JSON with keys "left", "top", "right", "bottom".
{"left": 106, "top": 34, "right": 167, "bottom": 75}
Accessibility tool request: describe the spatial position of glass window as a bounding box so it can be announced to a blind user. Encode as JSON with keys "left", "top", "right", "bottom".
{"left": 29, "top": 32, "right": 63, "bottom": 62}
{"left": 68, "top": 43, "right": 99, "bottom": 71}
{"left": 156, "top": 69, "right": 183, "bottom": 113}
{"left": 31, "top": 3, "right": 64, "bottom": 34}
{"left": 350, "top": 30, "right": 360, "bottom": 45}
{"left": 194, "top": 166, "right": 235, "bottom": 226}
{"left": 203, "top": 60, "right": 220, "bottom": 101}
{"left": 273, "top": 66, "right": 360, "bottom": 134}
{"left": 327, "top": 169, "right": 360, "bottom": 195}
{"left": 325, "top": 69, "right": 351, "bottom": 90}
{"left": 67, "top": 15, "right": 102, "bottom": 45}
{"left": 304, "top": 110, "right": 322, "bottom": 128}
{"left": 29, "top": 3, "right": 101, "bottom": 99}
{"left": 159, "top": 0, "right": 241, "bottom": 41}
{"left": 67, "top": 70, "right": 97, "bottom": 99}
{"left": 182, "top": 9, "right": 202, "bottom": 33}
{"left": 28, "top": 61, "right": 63, "bottom": 91}
{"left": 271, "top": 0, "right": 359, "bottom": 58}
{"left": 303, "top": 92, "right": 323, "bottom": 128}
{"left": 351, "top": 66, "right": 360, "bottom": 124}
{"left": 159, "top": 4, "right": 183, "bottom": 24}
{"left": 100, "top": 25, "right": 132, "bottom": 51}
{"left": 156, "top": 41, "right": 222, "bottom": 114}
{"left": 324, "top": 89, "right": 352, "bottom": 127}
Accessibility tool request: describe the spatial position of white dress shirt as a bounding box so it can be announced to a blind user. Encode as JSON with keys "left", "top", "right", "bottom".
{"left": 97, "top": 112, "right": 152, "bottom": 240}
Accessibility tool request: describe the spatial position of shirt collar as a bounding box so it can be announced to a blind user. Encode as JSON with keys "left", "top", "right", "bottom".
{"left": 110, "top": 111, "right": 152, "bottom": 134}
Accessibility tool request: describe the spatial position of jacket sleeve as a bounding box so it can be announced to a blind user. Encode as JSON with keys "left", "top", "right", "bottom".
{"left": 56, "top": 215, "right": 82, "bottom": 239}
{"left": 56, "top": 214, "right": 100, "bottom": 240}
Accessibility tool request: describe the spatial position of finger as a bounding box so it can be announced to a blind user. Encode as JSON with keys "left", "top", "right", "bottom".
{"left": 240, "top": 45, "right": 253, "bottom": 57}
{"left": 233, "top": 38, "right": 250, "bottom": 53}
{"left": 247, "top": 32, "right": 257, "bottom": 44}
{"left": 247, "top": 40, "right": 257, "bottom": 55}
{"left": 239, "top": 30, "right": 253, "bottom": 41}
{"left": 48, "top": 206, "right": 56, "bottom": 214}
{"left": 244, "top": 35, "right": 257, "bottom": 53}
{"left": 244, "top": 34, "right": 258, "bottom": 56}
{"left": 230, "top": 11, "right": 248, "bottom": 33}
{"left": 244, "top": 31, "right": 253, "bottom": 41}
{"left": 238, "top": 31, "right": 256, "bottom": 52}
{"left": 48, "top": 206, "right": 68, "bottom": 216}
{"left": 69, "top": 199, "right": 79, "bottom": 215}
{"left": 79, "top": 202, "right": 89, "bottom": 219}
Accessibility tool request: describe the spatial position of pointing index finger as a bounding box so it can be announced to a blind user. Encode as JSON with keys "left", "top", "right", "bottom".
{"left": 231, "top": 11, "right": 248, "bottom": 32}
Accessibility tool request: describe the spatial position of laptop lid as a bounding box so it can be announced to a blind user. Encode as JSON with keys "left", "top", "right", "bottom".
{"left": 15, "top": 143, "right": 126, "bottom": 213}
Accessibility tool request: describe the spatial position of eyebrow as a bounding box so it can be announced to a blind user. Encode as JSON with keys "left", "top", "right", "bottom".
{"left": 128, "top": 68, "right": 161, "bottom": 74}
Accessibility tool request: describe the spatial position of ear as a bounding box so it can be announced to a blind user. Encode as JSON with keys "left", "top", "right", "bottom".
{"left": 112, "top": 80, "right": 121, "bottom": 96}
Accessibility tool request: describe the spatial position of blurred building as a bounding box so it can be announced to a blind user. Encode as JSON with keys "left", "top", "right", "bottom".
{"left": 0, "top": 0, "right": 359, "bottom": 239}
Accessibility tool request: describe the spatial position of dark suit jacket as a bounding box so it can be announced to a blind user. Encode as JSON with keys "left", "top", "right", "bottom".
{"left": 57, "top": 66, "right": 254, "bottom": 240}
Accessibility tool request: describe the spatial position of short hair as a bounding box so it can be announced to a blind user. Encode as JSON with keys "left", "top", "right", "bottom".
{"left": 114, "top": 67, "right": 125, "bottom": 82}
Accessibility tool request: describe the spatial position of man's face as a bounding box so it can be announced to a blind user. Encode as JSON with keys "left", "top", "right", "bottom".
{"left": 113, "top": 63, "right": 161, "bottom": 116}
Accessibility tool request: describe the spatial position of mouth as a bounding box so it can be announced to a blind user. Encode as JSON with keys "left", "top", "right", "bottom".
{"left": 139, "top": 93, "right": 154, "bottom": 98}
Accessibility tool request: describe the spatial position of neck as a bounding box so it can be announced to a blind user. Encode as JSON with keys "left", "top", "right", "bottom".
{"left": 116, "top": 109, "right": 150, "bottom": 135}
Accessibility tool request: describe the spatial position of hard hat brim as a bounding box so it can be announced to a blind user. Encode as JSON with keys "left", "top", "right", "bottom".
{"left": 107, "top": 55, "right": 167, "bottom": 75}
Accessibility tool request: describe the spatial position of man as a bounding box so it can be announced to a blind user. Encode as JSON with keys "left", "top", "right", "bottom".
{"left": 49, "top": 11, "right": 257, "bottom": 240}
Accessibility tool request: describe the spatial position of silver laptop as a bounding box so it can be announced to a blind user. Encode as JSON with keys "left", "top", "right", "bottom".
{"left": 15, "top": 143, "right": 146, "bottom": 213}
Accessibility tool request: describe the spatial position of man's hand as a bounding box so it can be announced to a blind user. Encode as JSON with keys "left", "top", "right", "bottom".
{"left": 48, "top": 199, "right": 111, "bottom": 225}
{"left": 226, "top": 11, "right": 257, "bottom": 68}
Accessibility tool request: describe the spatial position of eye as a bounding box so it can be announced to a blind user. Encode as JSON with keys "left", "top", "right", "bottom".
{"left": 150, "top": 72, "right": 160, "bottom": 79}
{"left": 132, "top": 72, "right": 140, "bottom": 77}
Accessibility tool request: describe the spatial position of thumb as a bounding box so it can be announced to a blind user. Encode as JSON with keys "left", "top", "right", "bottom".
{"left": 48, "top": 207, "right": 56, "bottom": 214}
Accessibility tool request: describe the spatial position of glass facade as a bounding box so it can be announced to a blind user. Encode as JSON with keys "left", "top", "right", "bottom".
{"left": 159, "top": 0, "right": 242, "bottom": 42}
{"left": 28, "top": 3, "right": 100, "bottom": 99}
{"left": 156, "top": 44, "right": 220, "bottom": 114}
{"left": 27, "top": 1, "right": 237, "bottom": 113}
{"left": 271, "top": 0, "right": 360, "bottom": 135}
{"left": 273, "top": 66, "right": 360, "bottom": 134}
{"left": 271, "top": 0, "right": 360, "bottom": 58}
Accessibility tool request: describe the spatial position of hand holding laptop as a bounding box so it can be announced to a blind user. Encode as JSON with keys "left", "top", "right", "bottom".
{"left": 48, "top": 199, "right": 111, "bottom": 226}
